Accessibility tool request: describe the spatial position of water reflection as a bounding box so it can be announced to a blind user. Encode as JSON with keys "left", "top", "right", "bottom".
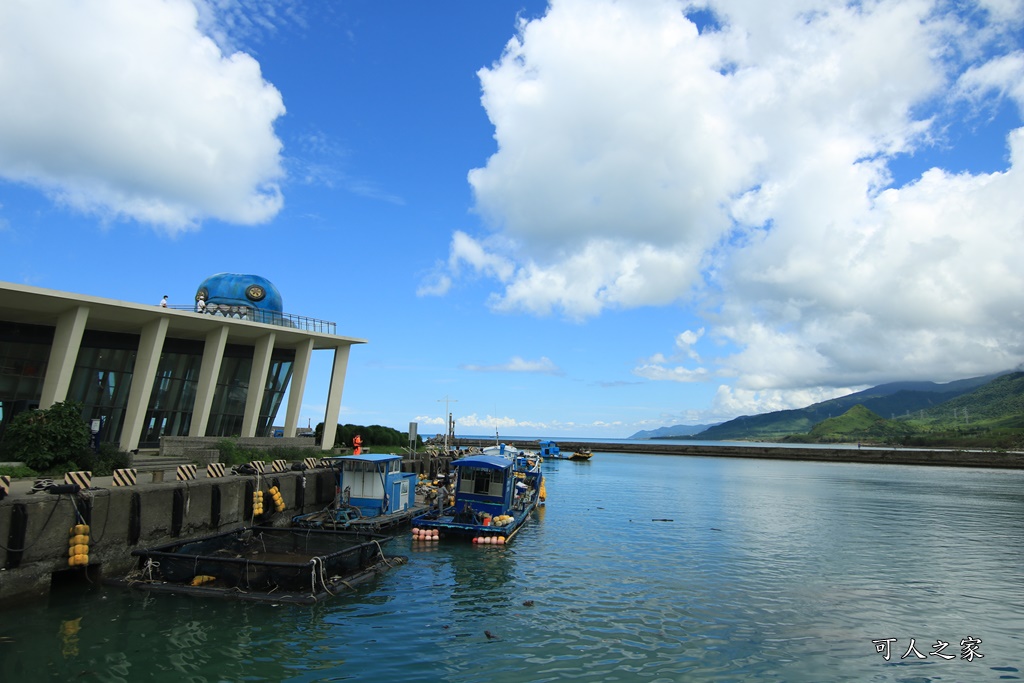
{"left": 2, "top": 453, "right": 1023, "bottom": 682}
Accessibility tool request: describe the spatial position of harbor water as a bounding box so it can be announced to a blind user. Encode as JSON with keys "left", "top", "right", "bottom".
{"left": 2, "top": 451, "right": 1022, "bottom": 681}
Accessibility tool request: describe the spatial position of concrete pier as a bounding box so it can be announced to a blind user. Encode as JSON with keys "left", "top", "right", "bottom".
{"left": 453, "top": 439, "right": 1024, "bottom": 469}
{"left": 0, "top": 467, "right": 338, "bottom": 608}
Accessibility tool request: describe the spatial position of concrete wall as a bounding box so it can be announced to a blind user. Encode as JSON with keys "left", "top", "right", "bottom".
{"left": 159, "top": 436, "right": 321, "bottom": 457}
{"left": 0, "top": 469, "right": 336, "bottom": 608}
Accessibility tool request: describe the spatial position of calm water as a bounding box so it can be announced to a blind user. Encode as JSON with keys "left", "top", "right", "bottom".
{"left": 2, "top": 452, "right": 1022, "bottom": 682}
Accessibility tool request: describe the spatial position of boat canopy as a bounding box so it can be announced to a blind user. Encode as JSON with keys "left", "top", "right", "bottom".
{"left": 452, "top": 455, "right": 513, "bottom": 471}
{"left": 338, "top": 454, "right": 402, "bottom": 464}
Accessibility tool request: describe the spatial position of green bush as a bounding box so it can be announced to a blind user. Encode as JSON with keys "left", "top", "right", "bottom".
{"left": 74, "top": 443, "right": 132, "bottom": 476}
{"left": 0, "top": 402, "right": 91, "bottom": 472}
{"left": 214, "top": 439, "right": 253, "bottom": 466}
{"left": 0, "top": 464, "right": 38, "bottom": 479}
{"left": 212, "top": 439, "right": 319, "bottom": 466}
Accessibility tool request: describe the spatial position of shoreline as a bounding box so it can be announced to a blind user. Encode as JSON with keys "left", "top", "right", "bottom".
{"left": 452, "top": 438, "right": 1024, "bottom": 469}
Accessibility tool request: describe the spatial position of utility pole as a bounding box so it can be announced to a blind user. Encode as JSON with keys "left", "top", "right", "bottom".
{"left": 437, "top": 396, "right": 458, "bottom": 452}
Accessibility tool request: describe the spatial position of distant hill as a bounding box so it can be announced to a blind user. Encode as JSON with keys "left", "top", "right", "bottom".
{"left": 785, "top": 404, "right": 916, "bottom": 443}
{"left": 686, "top": 371, "right": 1012, "bottom": 442}
{"left": 899, "top": 371, "right": 1024, "bottom": 431}
{"left": 628, "top": 423, "right": 721, "bottom": 439}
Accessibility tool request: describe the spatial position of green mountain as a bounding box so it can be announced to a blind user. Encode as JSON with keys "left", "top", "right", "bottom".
{"left": 898, "top": 371, "right": 1024, "bottom": 431}
{"left": 689, "top": 371, "right": 1013, "bottom": 442}
{"left": 787, "top": 404, "right": 916, "bottom": 443}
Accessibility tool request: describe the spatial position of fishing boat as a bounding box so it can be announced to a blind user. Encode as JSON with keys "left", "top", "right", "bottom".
{"left": 108, "top": 526, "right": 405, "bottom": 604}
{"left": 480, "top": 441, "right": 543, "bottom": 471}
{"left": 292, "top": 453, "right": 427, "bottom": 532}
{"left": 537, "top": 440, "right": 568, "bottom": 460}
{"left": 569, "top": 448, "right": 594, "bottom": 461}
{"left": 411, "top": 453, "right": 545, "bottom": 543}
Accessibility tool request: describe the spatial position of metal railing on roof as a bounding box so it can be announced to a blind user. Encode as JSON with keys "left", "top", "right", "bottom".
{"left": 167, "top": 304, "right": 336, "bottom": 335}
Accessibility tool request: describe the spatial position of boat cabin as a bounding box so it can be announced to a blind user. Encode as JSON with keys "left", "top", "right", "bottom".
{"left": 452, "top": 454, "right": 534, "bottom": 519}
{"left": 335, "top": 454, "right": 416, "bottom": 517}
{"left": 537, "top": 440, "right": 561, "bottom": 458}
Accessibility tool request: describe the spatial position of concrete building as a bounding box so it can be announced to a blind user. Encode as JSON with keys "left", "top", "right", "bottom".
{"left": 0, "top": 276, "right": 364, "bottom": 452}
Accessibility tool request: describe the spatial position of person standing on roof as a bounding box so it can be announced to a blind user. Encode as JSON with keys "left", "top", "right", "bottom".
{"left": 352, "top": 434, "right": 362, "bottom": 455}
{"left": 160, "top": 295, "right": 168, "bottom": 308}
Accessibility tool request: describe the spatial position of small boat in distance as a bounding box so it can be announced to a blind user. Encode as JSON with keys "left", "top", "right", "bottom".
{"left": 411, "top": 453, "right": 545, "bottom": 543}
{"left": 569, "top": 448, "right": 593, "bottom": 461}
{"left": 537, "top": 440, "right": 568, "bottom": 459}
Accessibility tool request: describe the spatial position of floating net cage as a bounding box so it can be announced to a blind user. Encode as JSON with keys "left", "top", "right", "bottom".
{"left": 133, "top": 526, "right": 393, "bottom": 593}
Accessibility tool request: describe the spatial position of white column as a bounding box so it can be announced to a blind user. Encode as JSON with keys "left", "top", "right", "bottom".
{"left": 283, "top": 338, "right": 314, "bottom": 437}
{"left": 189, "top": 325, "right": 229, "bottom": 437}
{"left": 320, "top": 344, "right": 351, "bottom": 452}
{"left": 241, "top": 332, "right": 275, "bottom": 437}
{"left": 39, "top": 305, "right": 90, "bottom": 408}
{"left": 119, "top": 317, "right": 169, "bottom": 451}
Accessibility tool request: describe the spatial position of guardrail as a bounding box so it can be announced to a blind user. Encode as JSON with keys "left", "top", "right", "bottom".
{"left": 167, "top": 305, "right": 336, "bottom": 334}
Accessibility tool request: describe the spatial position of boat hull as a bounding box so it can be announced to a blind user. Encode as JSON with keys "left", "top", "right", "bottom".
{"left": 412, "top": 499, "right": 538, "bottom": 541}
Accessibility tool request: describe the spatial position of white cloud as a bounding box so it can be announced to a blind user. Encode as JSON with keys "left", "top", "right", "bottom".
{"left": 956, "top": 51, "right": 1024, "bottom": 112}
{"left": 675, "top": 328, "right": 704, "bottom": 360}
{"left": 416, "top": 271, "right": 452, "bottom": 297}
{"left": 706, "top": 384, "right": 861, "bottom": 422}
{"left": 461, "top": 356, "right": 562, "bottom": 375}
{"left": 0, "top": 0, "right": 286, "bottom": 232}
{"left": 429, "top": 0, "right": 1024, "bottom": 415}
{"left": 441, "top": 412, "right": 625, "bottom": 436}
{"left": 633, "top": 326, "right": 708, "bottom": 382}
{"left": 719, "top": 130, "right": 1024, "bottom": 392}
{"left": 193, "top": 0, "right": 308, "bottom": 54}
{"left": 449, "top": 230, "right": 516, "bottom": 282}
{"left": 976, "top": 0, "right": 1024, "bottom": 25}
{"left": 633, "top": 363, "right": 709, "bottom": 382}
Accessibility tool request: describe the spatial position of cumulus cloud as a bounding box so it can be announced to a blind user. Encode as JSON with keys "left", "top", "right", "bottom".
{"left": 0, "top": 0, "right": 286, "bottom": 232}
{"left": 957, "top": 51, "right": 1024, "bottom": 110}
{"left": 461, "top": 356, "right": 563, "bottom": 375}
{"left": 427, "top": 0, "right": 1024, "bottom": 415}
{"left": 706, "top": 384, "right": 861, "bottom": 422}
{"left": 416, "top": 412, "right": 623, "bottom": 435}
{"left": 632, "top": 327, "right": 708, "bottom": 381}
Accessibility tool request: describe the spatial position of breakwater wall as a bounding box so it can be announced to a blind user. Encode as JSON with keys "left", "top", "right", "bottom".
{"left": 0, "top": 468, "right": 339, "bottom": 608}
{"left": 454, "top": 439, "right": 1024, "bottom": 469}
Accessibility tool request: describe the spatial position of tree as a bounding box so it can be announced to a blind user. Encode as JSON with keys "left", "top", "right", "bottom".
{"left": 0, "top": 402, "right": 91, "bottom": 471}
{"left": 314, "top": 422, "right": 424, "bottom": 449}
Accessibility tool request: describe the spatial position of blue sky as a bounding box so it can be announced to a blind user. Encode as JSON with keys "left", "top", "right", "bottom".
{"left": 1, "top": 0, "right": 1023, "bottom": 439}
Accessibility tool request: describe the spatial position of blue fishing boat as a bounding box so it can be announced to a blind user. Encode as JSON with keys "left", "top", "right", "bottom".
{"left": 293, "top": 454, "right": 426, "bottom": 532}
{"left": 537, "top": 440, "right": 567, "bottom": 459}
{"left": 411, "top": 454, "right": 545, "bottom": 544}
{"left": 481, "top": 442, "right": 543, "bottom": 474}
